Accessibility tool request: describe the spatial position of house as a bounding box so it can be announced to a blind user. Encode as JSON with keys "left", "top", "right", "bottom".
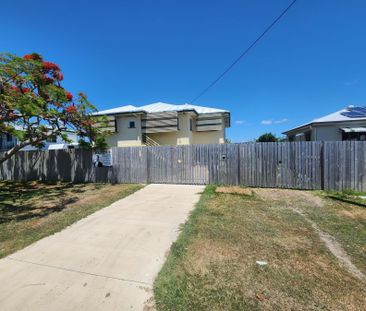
{"left": 22, "top": 131, "right": 79, "bottom": 151}
{"left": 283, "top": 106, "right": 366, "bottom": 141}
{"left": 0, "top": 130, "right": 79, "bottom": 152}
{"left": 94, "top": 102, "right": 230, "bottom": 147}
{"left": 0, "top": 133, "right": 17, "bottom": 151}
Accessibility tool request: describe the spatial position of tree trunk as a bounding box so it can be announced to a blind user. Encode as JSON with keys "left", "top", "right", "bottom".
{"left": 0, "top": 143, "right": 28, "bottom": 165}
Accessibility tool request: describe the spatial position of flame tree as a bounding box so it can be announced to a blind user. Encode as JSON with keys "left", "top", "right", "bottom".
{"left": 0, "top": 53, "right": 107, "bottom": 164}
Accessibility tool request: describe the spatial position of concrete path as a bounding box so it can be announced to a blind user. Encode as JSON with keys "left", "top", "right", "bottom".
{"left": 0, "top": 184, "right": 204, "bottom": 311}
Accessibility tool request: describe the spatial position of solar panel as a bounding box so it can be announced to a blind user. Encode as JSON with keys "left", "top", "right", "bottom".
{"left": 341, "top": 106, "right": 366, "bottom": 118}
{"left": 351, "top": 107, "right": 366, "bottom": 113}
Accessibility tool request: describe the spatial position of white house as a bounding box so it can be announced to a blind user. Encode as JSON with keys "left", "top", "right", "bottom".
{"left": 283, "top": 106, "right": 366, "bottom": 141}
{"left": 94, "top": 102, "right": 231, "bottom": 147}
{"left": 0, "top": 130, "right": 79, "bottom": 152}
{"left": 0, "top": 133, "right": 17, "bottom": 151}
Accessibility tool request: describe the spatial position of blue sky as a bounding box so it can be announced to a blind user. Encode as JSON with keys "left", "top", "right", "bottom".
{"left": 2, "top": 0, "right": 366, "bottom": 141}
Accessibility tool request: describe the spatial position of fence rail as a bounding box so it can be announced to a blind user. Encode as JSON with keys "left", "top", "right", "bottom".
{"left": 1, "top": 142, "right": 366, "bottom": 191}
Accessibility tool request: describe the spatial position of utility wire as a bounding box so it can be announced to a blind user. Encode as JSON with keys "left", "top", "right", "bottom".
{"left": 189, "top": 0, "right": 298, "bottom": 104}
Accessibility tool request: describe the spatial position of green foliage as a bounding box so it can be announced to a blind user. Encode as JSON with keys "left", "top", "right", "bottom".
{"left": 256, "top": 132, "right": 278, "bottom": 142}
{"left": 0, "top": 52, "right": 107, "bottom": 162}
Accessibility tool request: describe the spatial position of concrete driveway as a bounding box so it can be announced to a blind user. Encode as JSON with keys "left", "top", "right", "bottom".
{"left": 0, "top": 184, "right": 204, "bottom": 311}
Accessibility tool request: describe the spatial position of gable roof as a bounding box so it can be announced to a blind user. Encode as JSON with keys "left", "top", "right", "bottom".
{"left": 283, "top": 106, "right": 366, "bottom": 134}
{"left": 94, "top": 102, "right": 229, "bottom": 116}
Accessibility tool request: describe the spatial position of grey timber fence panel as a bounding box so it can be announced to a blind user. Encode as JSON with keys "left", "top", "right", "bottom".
{"left": 0, "top": 142, "right": 366, "bottom": 190}
{"left": 238, "top": 142, "right": 322, "bottom": 189}
{"left": 323, "top": 141, "right": 366, "bottom": 191}
{"left": 111, "top": 147, "right": 147, "bottom": 184}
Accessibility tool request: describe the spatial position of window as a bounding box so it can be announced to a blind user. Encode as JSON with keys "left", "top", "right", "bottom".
{"left": 190, "top": 119, "right": 193, "bottom": 131}
{"left": 304, "top": 131, "right": 311, "bottom": 141}
{"left": 129, "top": 121, "right": 136, "bottom": 128}
{"left": 342, "top": 131, "right": 366, "bottom": 141}
{"left": 6, "top": 133, "right": 12, "bottom": 142}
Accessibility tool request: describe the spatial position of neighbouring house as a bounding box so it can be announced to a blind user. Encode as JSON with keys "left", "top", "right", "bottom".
{"left": 0, "top": 133, "right": 17, "bottom": 151}
{"left": 94, "top": 102, "right": 231, "bottom": 147}
{"left": 283, "top": 106, "right": 366, "bottom": 141}
{"left": 0, "top": 130, "right": 79, "bottom": 152}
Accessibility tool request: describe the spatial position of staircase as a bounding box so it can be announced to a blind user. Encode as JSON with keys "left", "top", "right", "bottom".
{"left": 142, "top": 134, "right": 160, "bottom": 146}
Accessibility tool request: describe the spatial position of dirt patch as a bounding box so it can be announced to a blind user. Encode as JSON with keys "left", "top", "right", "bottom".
{"left": 215, "top": 186, "right": 252, "bottom": 196}
{"left": 290, "top": 207, "right": 366, "bottom": 283}
{"left": 338, "top": 209, "right": 366, "bottom": 220}
{"left": 253, "top": 188, "right": 324, "bottom": 208}
{"left": 186, "top": 239, "right": 240, "bottom": 275}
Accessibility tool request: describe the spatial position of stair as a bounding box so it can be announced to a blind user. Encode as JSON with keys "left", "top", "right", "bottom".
{"left": 142, "top": 134, "right": 160, "bottom": 146}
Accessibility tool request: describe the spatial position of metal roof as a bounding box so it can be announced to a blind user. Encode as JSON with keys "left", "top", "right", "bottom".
{"left": 94, "top": 102, "right": 229, "bottom": 116}
{"left": 283, "top": 106, "right": 366, "bottom": 134}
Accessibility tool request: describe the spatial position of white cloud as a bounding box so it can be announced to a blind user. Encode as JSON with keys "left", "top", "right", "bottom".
{"left": 344, "top": 79, "right": 359, "bottom": 86}
{"left": 261, "top": 120, "right": 273, "bottom": 125}
{"left": 274, "top": 118, "right": 289, "bottom": 124}
{"left": 235, "top": 120, "right": 246, "bottom": 125}
{"left": 261, "top": 118, "right": 289, "bottom": 125}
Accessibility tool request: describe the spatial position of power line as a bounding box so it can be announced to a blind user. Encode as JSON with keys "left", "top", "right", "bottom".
{"left": 189, "top": 0, "right": 298, "bottom": 104}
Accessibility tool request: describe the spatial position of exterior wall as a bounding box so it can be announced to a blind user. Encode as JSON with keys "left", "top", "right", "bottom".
{"left": 148, "top": 113, "right": 226, "bottom": 146}
{"left": 287, "top": 121, "right": 366, "bottom": 141}
{"left": 192, "top": 127, "right": 225, "bottom": 144}
{"left": 105, "top": 113, "right": 227, "bottom": 147}
{"left": 148, "top": 114, "right": 193, "bottom": 145}
{"left": 313, "top": 125, "right": 342, "bottom": 141}
{"left": 106, "top": 115, "right": 143, "bottom": 147}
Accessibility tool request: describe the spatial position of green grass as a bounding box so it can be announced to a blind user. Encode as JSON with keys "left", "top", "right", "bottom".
{"left": 0, "top": 181, "right": 143, "bottom": 258}
{"left": 154, "top": 186, "right": 366, "bottom": 311}
{"left": 308, "top": 191, "right": 366, "bottom": 276}
{"left": 323, "top": 189, "right": 366, "bottom": 207}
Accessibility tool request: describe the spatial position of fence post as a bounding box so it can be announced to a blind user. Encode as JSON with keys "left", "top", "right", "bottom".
{"left": 146, "top": 146, "right": 150, "bottom": 184}
{"left": 237, "top": 143, "right": 240, "bottom": 185}
{"left": 320, "top": 141, "right": 325, "bottom": 190}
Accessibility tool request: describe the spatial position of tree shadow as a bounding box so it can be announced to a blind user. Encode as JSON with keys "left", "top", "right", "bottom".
{"left": 327, "top": 195, "right": 366, "bottom": 208}
{"left": 0, "top": 181, "right": 85, "bottom": 224}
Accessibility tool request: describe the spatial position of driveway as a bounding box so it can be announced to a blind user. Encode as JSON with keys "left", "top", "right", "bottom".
{"left": 0, "top": 184, "right": 204, "bottom": 311}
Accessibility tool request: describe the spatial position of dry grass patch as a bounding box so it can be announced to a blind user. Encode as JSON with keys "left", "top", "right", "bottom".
{"left": 0, "top": 181, "right": 143, "bottom": 258}
{"left": 215, "top": 186, "right": 253, "bottom": 196}
{"left": 338, "top": 208, "right": 366, "bottom": 220}
{"left": 154, "top": 186, "right": 366, "bottom": 311}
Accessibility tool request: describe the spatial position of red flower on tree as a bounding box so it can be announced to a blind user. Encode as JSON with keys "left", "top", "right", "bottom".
{"left": 65, "top": 105, "right": 77, "bottom": 114}
{"left": 54, "top": 72, "right": 64, "bottom": 81}
{"left": 66, "top": 92, "right": 73, "bottom": 101}
{"left": 23, "top": 54, "right": 39, "bottom": 60}
{"left": 42, "top": 61, "right": 60, "bottom": 72}
{"left": 42, "top": 75, "right": 54, "bottom": 84}
{"left": 22, "top": 88, "right": 31, "bottom": 93}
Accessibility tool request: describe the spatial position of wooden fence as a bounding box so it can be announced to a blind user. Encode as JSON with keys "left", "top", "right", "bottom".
{"left": 1, "top": 141, "right": 366, "bottom": 191}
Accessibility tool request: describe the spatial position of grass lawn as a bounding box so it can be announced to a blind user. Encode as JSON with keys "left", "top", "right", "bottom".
{"left": 0, "top": 181, "right": 143, "bottom": 258}
{"left": 154, "top": 186, "right": 366, "bottom": 311}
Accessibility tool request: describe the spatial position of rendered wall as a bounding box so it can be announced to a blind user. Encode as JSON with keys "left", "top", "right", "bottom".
{"left": 106, "top": 113, "right": 226, "bottom": 146}
{"left": 106, "top": 115, "right": 143, "bottom": 147}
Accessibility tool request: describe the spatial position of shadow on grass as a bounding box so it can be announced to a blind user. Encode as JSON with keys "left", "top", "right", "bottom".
{"left": 327, "top": 195, "right": 366, "bottom": 208}
{"left": 0, "top": 181, "right": 82, "bottom": 224}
